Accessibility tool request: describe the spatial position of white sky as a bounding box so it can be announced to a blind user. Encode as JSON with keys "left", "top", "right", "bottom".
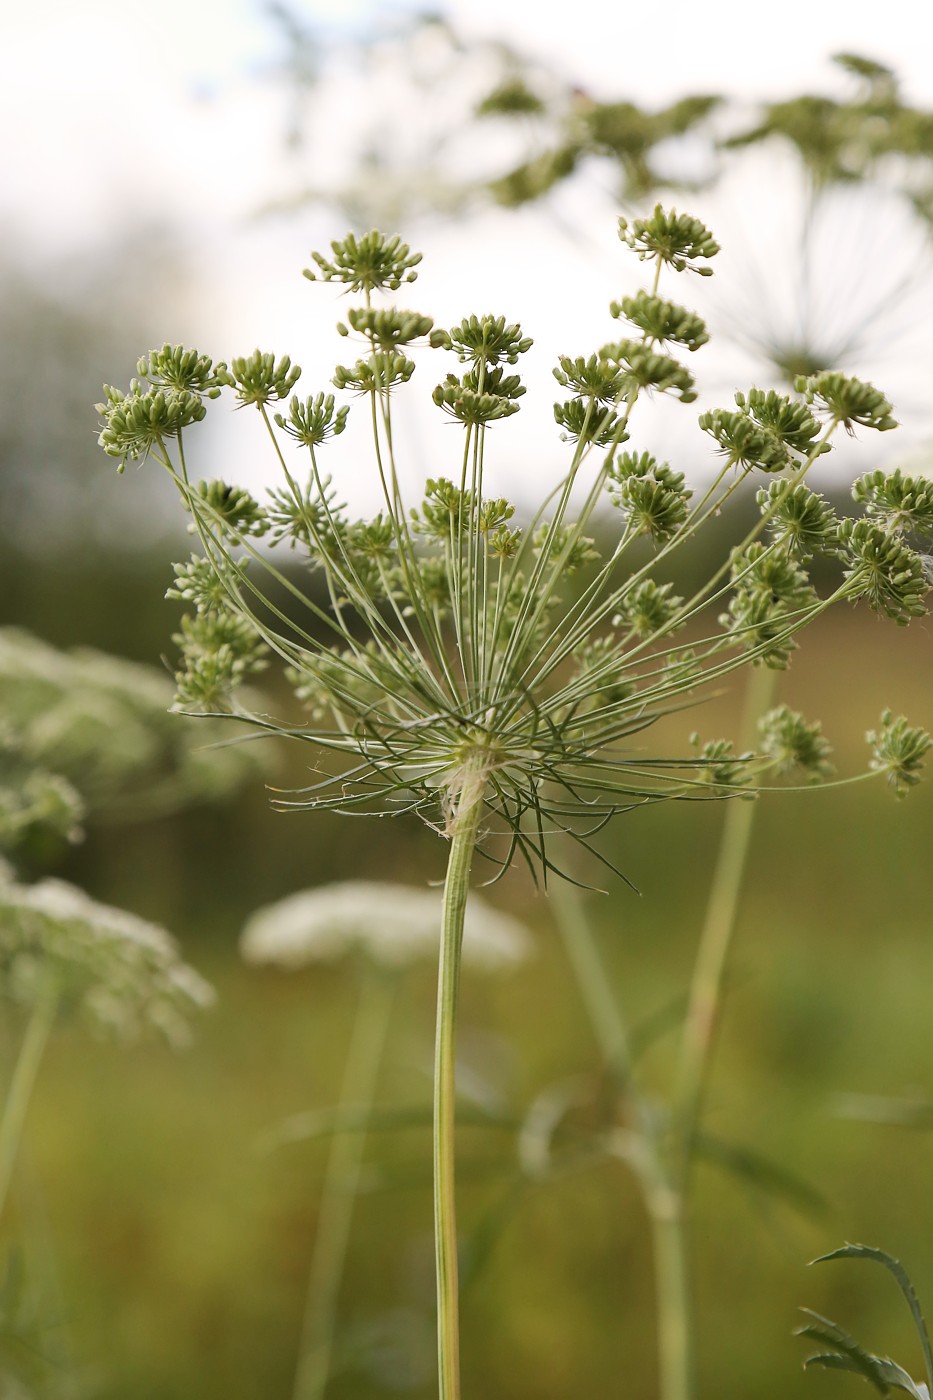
{"left": 5, "top": 0, "right": 933, "bottom": 248}
{"left": 3, "top": 0, "right": 933, "bottom": 510}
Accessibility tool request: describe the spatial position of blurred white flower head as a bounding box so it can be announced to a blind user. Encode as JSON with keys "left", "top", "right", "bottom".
{"left": 0, "top": 626, "right": 267, "bottom": 818}
{"left": 0, "top": 876, "right": 215, "bottom": 1045}
{"left": 240, "top": 881, "right": 532, "bottom": 973}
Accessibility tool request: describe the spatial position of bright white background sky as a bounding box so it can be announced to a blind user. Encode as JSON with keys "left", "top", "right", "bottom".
{"left": 3, "top": 0, "right": 933, "bottom": 508}
{"left": 3, "top": 0, "right": 932, "bottom": 250}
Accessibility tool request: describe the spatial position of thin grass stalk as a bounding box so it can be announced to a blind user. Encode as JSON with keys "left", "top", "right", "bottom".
{"left": 550, "top": 883, "right": 632, "bottom": 1086}
{"left": 293, "top": 968, "right": 397, "bottom": 1400}
{"left": 672, "top": 661, "right": 779, "bottom": 1193}
{"left": 647, "top": 1183, "right": 693, "bottom": 1400}
{"left": 552, "top": 887, "right": 693, "bottom": 1400}
{"left": 0, "top": 979, "right": 59, "bottom": 1220}
{"left": 434, "top": 750, "right": 488, "bottom": 1400}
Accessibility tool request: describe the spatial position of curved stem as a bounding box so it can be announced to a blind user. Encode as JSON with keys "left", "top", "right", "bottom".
{"left": 434, "top": 751, "right": 487, "bottom": 1400}
{"left": 292, "top": 968, "right": 397, "bottom": 1400}
{"left": 0, "top": 981, "right": 59, "bottom": 1221}
{"left": 672, "top": 663, "right": 779, "bottom": 1193}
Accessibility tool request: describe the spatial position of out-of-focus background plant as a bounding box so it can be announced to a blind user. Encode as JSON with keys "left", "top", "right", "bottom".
{"left": 2, "top": 3, "right": 933, "bottom": 1399}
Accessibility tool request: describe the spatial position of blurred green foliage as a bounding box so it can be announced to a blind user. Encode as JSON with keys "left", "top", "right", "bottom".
{"left": 1, "top": 531, "right": 930, "bottom": 1396}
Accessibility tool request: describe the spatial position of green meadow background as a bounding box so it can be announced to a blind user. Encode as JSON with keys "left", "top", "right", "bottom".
{"left": 2, "top": 535, "right": 931, "bottom": 1399}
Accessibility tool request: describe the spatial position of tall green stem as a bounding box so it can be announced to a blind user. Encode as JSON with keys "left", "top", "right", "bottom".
{"left": 434, "top": 750, "right": 487, "bottom": 1400}
{"left": 552, "top": 888, "right": 692, "bottom": 1400}
{"left": 293, "top": 969, "right": 397, "bottom": 1400}
{"left": 672, "top": 663, "right": 778, "bottom": 1193}
{"left": 647, "top": 1183, "right": 692, "bottom": 1400}
{"left": 0, "top": 982, "right": 59, "bottom": 1221}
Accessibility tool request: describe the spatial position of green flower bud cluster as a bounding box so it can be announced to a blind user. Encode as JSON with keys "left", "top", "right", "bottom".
{"left": 610, "top": 291, "right": 709, "bottom": 351}
{"left": 613, "top": 579, "right": 685, "bottom": 640}
{"left": 348, "top": 513, "right": 398, "bottom": 564}
{"left": 756, "top": 481, "right": 838, "bottom": 557}
{"left": 481, "top": 82, "right": 720, "bottom": 210}
{"left": 607, "top": 453, "right": 692, "bottom": 542}
{"left": 757, "top": 705, "right": 834, "bottom": 782}
{"left": 172, "top": 611, "right": 269, "bottom": 713}
{"left": 408, "top": 557, "right": 452, "bottom": 616}
{"left": 488, "top": 525, "right": 523, "bottom": 559}
{"left": 337, "top": 307, "right": 434, "bottom": 348}
{"left": 136, "top": 344, "right": 231, "bottom": 399}
{"left": 412, "top": 478, "right": 474, "bottom": 539}
{"left": 852, "top": 468, "right": 933, "bottom": 537}
{"left": 229, "top": 351, "right": 302, "bottom": 408}
{"left": 837, "top": 519, "right": 930, "bottom": 625}
{"left": 796, "top": 371, "right": 898, "bottom": 433}
{"left": 274, "top": 393, "right": 349, "bottom": 447}
{"left": 304, "top": 230, "right": 421, "bottom": 293}
{"left": 96, "top": 345, "right": 232, "bottom": 472}
{"left": 700, "top": 389, "right": 827, "bottom": 474}
{"left": 478, "top": 498, "right": 515, "bottom": 534}
{"left": 532, "top": 523, "right": 599, "bottom": 574}
{"left": 553, "top": 354, "right": 630, "bottom": 403}
{"left": 334, "top": 352, "right": 416, "bottom": 395}
{"left": 430, "top": 314, "right": 533, "bottom": 365}
{"left": 867, "top": 710, "right": 932, "bottom": 796}
{"left": 583, "top": 96, "right": 720, "bottom": 183}
{"left": 265, "top": 479, "right": 346, "bottom": 559}
{"left": 96, "top": 383, "right": 207, "bottom": 472}
{"left": 720, "top": 543, "right": 817, "bottom": 669}
{"left": 432, "top": 374, "right": 523, "bottom": 425}
{"left": 553, "top": 398, "right": 627, "bottom": 447}
{"left": 618, "top": 206, "right": 720, "bottom": 276}
{"left": 599, "top": 339, "right": 697, "bottom": 402}
{"left": 190, "top": 480, "right": 268, "bottom": 537}
{"left": 689, "top": 735, "right": 749, "bottom": 792}
{"left": 167, "top": 554, "right": 241, "bottom": 613}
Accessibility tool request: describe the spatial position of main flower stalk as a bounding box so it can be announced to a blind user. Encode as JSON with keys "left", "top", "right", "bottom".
{"left": 434, "top": 747, "right": 489, "bottom": 1400}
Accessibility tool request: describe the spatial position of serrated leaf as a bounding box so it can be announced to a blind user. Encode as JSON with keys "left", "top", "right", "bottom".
{"left": 803, "top": 1353, "right": 889, "bottom": 1393}
{"left": 804, "top": 1349, "right": 927, "bottom": 1397}
{"left": 811, "top": 1246, "right": 933, "bottom": 1392}
{"left": 798, "top": 1309, "right": 899, "bottom": 1393}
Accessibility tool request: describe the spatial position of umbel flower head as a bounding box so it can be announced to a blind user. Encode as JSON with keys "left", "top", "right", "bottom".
{"left": 0, "top": 626, "right": 267, "bottom": 830}
{"left": 0, "top": 872, "right": 214, "bottom": 1045}
{"left": 97, "top": 215, "right": 931, "bottom": 881}
{"left": 240, "top": 881, "right": 531, "bottom": 972}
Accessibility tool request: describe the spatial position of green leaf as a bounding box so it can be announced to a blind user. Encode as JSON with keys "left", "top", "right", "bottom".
{"left": 798, "top": 1310, "right": 911, "bottom": 1394}
{"left": 811, "top": 1245, "right": 933, "bottom": 1392}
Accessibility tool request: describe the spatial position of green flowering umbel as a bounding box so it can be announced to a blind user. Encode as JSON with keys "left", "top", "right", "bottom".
{"left": 98, "top": 213, "right": 930, "bottom": 1400}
